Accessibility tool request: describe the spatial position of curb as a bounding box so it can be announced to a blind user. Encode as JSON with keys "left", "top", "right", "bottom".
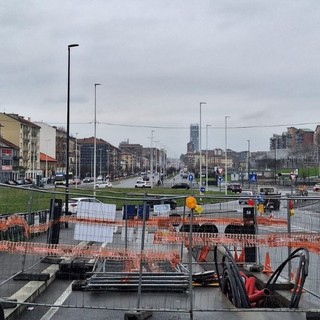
{"left": 4, "top": 264, "right": 58, "bottom": 320}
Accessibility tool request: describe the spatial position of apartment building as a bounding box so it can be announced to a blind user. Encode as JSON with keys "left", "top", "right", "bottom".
{"left": 0, "top": 113, "right": 41, "bottom": 179}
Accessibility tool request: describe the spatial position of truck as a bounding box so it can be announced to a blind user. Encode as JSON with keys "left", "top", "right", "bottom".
{"left": 258, "top": 186, "right": 281, "bottom": 211}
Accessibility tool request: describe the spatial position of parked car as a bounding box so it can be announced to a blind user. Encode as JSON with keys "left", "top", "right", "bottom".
{"left": 171, "top": 183, "right": 190, "bottom": 190}
{"left": 95, "top": 181, "right": 112, "bottom": 188}
{"left": 62, "top": 197, "right": 102, "bottom": 215}
{"left": 5, "top": 180, "right": 18, "bottom": 185}
{"left": 313, "top": 184, "right": 320, "bottom": 192}
{"left": 135, "top": 180, "right": 152, "bottom": 188}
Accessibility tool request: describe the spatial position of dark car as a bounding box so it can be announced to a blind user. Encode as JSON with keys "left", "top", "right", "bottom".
{"left": 230, "top": 183, "right": 242, "bottom": 193}
{"left": 171, "top": 183, "right": 190, "bottom": 190}
{"left": 146, "top": 197, "right": 177, "bottom": 210}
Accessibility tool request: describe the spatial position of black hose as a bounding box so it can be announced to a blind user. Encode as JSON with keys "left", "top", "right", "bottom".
{"left": 214, "top": 246, "right": 250, "bottom": 308}
{"left": 264, "top": 247, "right": 309, "bottom": 308}
{"left": 215, "top": 246, "right": 309, "bottom": 309}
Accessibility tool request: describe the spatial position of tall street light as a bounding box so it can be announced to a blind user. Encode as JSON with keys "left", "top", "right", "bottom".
{"left": 199, "top": 102, "right": 207, "bottom": 191}
{"left": 90, "top": 146, "right": 94, "bottom": 178}
{"left": 154, "top": 140, "right": 159, "bottom": 181}
{"left": 206, "top": 124, "right": 211, "bottom": 191}
{"left": 247, "top": 139, "right": 250, "bottom": 187}
{"left": 65, "top": 43, "right": 79, "bottom": 219}
{"left": 225, "top": 115, "right": 230, "bottom": 195}
{"left": 150, "top": 130, "right": 154, "bottom": 187}
{"left": 75, "top": 133, "right": 78, "bottom": 189}
{"left": 93, "top": 83, "right": 101, "bottom": 197}
{"left": 99, "top": 148, "right": 102, "bottom": 176}
{"left": 44, "top": 139, "right": 51, "bottom": 182}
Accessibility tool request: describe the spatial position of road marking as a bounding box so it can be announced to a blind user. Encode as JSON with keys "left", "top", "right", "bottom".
{"left": 40, "top": 282, "right": 73, "bottom": 320}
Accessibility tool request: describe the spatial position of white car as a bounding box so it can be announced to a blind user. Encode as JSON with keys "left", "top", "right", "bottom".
{"left": 95, "top": 181, "right": 112, "bottom": 188}
{"left": 135, "top": 180, "right": 152, "bottom": 188}
{"left": 62, "top": 197, "right": 102, "bottom": 214}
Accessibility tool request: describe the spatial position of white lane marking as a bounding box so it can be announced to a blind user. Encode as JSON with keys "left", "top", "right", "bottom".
{"left": 40, "top": 282, "right": 73, "bottom": 320}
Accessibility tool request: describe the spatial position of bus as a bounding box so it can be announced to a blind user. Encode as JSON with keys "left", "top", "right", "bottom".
{"left": 54, "top": 172, "right": 74, "bottom": 185}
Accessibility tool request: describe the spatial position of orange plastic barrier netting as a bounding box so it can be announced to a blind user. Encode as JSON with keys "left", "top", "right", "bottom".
{"left": 0, "top": 214, "right": 288, "bottom": 238}
{"left": 0, "top": 240, "right": 181, "bottom": 261}
{"left": 154, "top": 231, "right": 320, "bottom": 255}
{"left": 0, "top": 231, "right": 320, "bottom": 259}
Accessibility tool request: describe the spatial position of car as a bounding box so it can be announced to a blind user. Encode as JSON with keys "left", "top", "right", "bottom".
{"left": 135, "top": 180, "right": 152, "bottom": 188}
{"left": 62, "top": 197, "right": 102, "bottom": 215}
{"left": 239, "top": 191, "right": 255, "bottom": 205}
{"left": 95, "top": 181, "right": 112, "bottom": 188}
{"left": 313, "top": 184, "right": 320, "bottom": 192}
{"left": 230, "top": 183, "right": 242, "bottom": 193}
{"left": 5, "top": 180, "right": 18, "bottom": 185}
{"left": 171, "top": 183, "right": 190, "bottom": 190}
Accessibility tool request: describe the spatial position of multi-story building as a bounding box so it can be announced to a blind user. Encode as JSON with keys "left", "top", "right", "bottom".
{"left": 119, "top": 142, "right": 143, "bottom": 173}
{"left": 270, "top": 127, "right": 314, "bottom": 151}
{"left": 0, "top": 113, "right": 41, "bottom": 179}
{"left": 190, "top": 124, "right": 199, "bottom": 153}
{"left": 55, "top": 127, "right": 68, "bottom": 173}
{"left": 34, "top": 121, "right": 57, "bottom": 178}
{"left": 0, "top": 137, "right": 20, "bottom": 182}
{"left": 77, "top": 137, "right": 121, "bottom": 180}
{"left": 142, "top": 147, "right": 167, "bottom": 174}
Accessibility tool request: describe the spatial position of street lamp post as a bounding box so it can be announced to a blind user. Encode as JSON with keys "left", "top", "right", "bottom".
{"left": 45, "top": 139, "right": 51, "bottom": 182}
{"left": 99, "top": 148, "right": 102, "bottom": 176}
{"left": 78, "top": 144, "right": 81, "bottom": 182}
{"left": 93, "top": 83, "right": 101, "bottom": 197}
{"left": 154, "top": 140, "right": 159, "bottom": 183}
{"left": 90, "top": 146, "right": 94, "bottom": 178}
{"left": 150, "top": 130, "right": 154, "bottom": 187}
{"left": 199, "top": 102, "right": 207, "bottom": 191}
{"left": 107, "top": 149, "right": 110, "bottom": 177}
{"left": 247, "top": 139, "right": 250, "bottom": 187}
{"left": 225, "top": 115, "right": 230, "bottom": 195}
{"left": 75, "top": 133, "right": 78, "bottom": 188}
{"left": 65, "top": 43, "right": 79, "bottom": 228}
{"left": 206, "top": 125, "right": 211, "bottom": 191}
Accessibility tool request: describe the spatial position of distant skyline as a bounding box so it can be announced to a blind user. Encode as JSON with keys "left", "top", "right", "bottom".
{"left": 1, "top": 1, "right": 320, "bottom": 157}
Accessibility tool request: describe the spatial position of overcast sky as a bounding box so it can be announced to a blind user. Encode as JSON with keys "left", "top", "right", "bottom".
{"left": 1, "top": 0, "right": 320, "bottom": 158}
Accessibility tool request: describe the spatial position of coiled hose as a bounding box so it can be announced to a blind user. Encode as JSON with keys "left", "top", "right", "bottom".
{"left": 214, "top": 246, "right": 309, "bottom": 309}
{"left": 264, "top": 247, "right": 309, "bottom": 308}
{"left": 214, "top": 246, "right": 251, "bottom": 308}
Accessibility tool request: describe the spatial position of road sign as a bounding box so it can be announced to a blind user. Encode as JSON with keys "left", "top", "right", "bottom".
{"left": 189, "top": 174, "right": 193, "bottom": 182}
{"left": 200, "top": 186, "right": 206, "bottom": 193}
{"left": 249, "top": 173, "right": 257, "bottom": 183}
{"left": 217, "top": 168, "right": 224, "bottom": 174}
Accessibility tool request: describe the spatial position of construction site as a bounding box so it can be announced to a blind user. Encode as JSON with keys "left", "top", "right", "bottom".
{"left": 0, "top": 183, "right": 320, "bottom": 320}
